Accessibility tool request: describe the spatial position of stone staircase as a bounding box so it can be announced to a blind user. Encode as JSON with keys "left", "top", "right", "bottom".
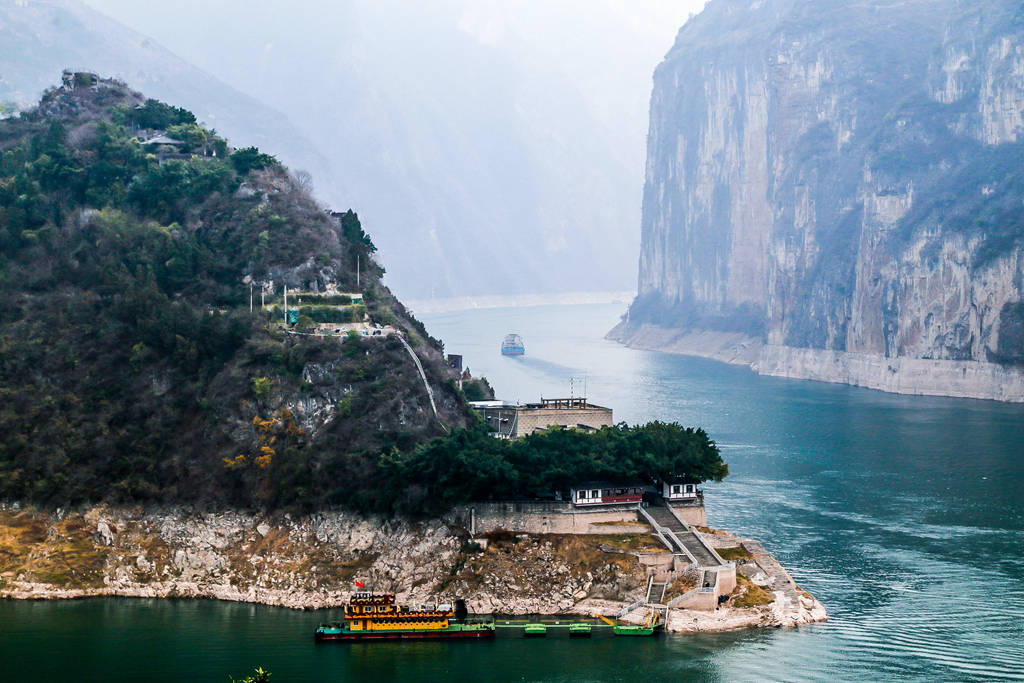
{"left": 645, "top": 578, "right": 667, "bottom": 604}
{"left": 642, "top": 504, "right": 721, "bottom": 567}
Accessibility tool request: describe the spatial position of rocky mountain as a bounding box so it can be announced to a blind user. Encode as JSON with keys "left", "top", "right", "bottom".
{"left": 612, "top": 0, "right": 1024, "bottom": 401}
{"left": 0, "top": 0, "right": 336, "bottom": 197}
{"left": 0, "top": 76, "right": 473, "bottom": 509}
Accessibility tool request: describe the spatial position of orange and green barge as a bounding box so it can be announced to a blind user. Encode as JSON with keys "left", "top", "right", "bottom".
{"left": 315, "top": 592, "right": 494, "bottom": 642}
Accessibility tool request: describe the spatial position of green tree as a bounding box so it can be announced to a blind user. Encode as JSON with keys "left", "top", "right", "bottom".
{"left": 230, "top": 147, "right": 277, "bottom": 175}
{"left": 112, "top": 99, "right": 196, "bottom": 129}
{"left": 251, "top": 376, "right": 272, "bottom": 399}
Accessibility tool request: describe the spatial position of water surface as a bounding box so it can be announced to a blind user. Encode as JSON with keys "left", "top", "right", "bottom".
{"left": 2, "top": 303, "right": 1022, "bottom": 681}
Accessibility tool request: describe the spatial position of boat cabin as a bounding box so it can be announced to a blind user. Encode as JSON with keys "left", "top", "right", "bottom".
{"left": 571, "top": 481, "right": 645, "bottom": 506}
{"left": 343, "top": 592, "right": 455, "bottom": 632}
{"left": 662, "top": 479, "right": 701, "bottom": 501}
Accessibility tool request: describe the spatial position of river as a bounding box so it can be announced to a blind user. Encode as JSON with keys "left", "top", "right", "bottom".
{"left": 2, "top": 303, "right": 1022, "bottom": 681}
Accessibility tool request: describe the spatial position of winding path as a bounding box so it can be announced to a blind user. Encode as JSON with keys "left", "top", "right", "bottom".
{"left": 396, "top": 333, "right": 447, "bottom": 432}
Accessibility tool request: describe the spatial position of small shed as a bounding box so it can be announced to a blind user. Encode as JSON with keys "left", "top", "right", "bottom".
{"left": 662, "top": 479, "right": 701, "bottom": 501}
{"left": 571, "top": 481, "right": 645, "bottom": 506}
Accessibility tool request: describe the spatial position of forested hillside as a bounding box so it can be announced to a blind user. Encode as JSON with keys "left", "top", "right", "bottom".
{"left": 0, "top": 74, "right": 474, "bottom": 509}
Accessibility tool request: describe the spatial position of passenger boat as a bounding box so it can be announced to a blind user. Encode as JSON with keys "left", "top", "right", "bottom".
{"left": 315, "top": 592, "right": 495, "bottom": 641}
{"left": 501, "top": 333, "right": 525, "bottom": 356}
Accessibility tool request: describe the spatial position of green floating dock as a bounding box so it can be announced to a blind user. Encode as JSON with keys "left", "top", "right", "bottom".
{"left": 494, "top": 620, "right": 605, "bottom": 638}
{"left": 612, "top": 624, "right": 657, "bottom": 636}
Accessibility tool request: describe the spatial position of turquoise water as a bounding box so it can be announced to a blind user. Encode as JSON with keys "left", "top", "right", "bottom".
{"left": 2, "top": 303, "right": 1022, "bottom": 681}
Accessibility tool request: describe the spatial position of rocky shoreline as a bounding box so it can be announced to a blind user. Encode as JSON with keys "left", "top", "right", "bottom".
{"left": 608, "top": 321, "right": 1024, "bottom": 402}
{"left": 0, "top": 504, "right": 825, "bottom": 634}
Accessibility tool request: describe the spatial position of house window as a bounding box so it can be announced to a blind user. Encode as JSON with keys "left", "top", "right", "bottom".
{"left": 672, "top": 485, "right": 682, "bottom": 494}
{"left": 591, "top": 489, "right": 599, "bottom": 498}
{"left": 602, "top": 489, "right": 612, "bottom": 497}
{"left": 685, "top": 484, "right": 694, "bottom": 493}
{"left": 577, "top": 490, "right": 586, "bottom": 500}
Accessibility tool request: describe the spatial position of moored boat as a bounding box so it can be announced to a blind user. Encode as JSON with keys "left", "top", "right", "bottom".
{"left": 594, "top": 610, "right": 662, "bottom": 637}
{"left": 315, "top": 592, "right": 495, "bottom": 641}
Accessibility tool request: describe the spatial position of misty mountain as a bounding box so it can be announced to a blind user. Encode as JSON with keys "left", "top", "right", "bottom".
{"left": 612, "top": 0, "right": 1024, "bottom": 401}
{"left": 77, "top": 0, "right": 692, "bottom": 300}
{"left": 0, "top": 0, "right": 337, "bottom": 198}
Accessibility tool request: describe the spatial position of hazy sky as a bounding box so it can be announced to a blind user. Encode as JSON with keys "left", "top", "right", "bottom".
{"left": 82, "top": 0, "right": 707, "bottom": 137}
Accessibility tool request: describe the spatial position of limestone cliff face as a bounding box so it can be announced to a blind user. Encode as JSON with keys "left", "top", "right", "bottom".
{"left": 620, "top": 0, "right": 1024, "bottom": 400}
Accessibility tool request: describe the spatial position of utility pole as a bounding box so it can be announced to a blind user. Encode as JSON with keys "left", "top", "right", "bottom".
{"left": 249, "top": 282, "right": 253, "bottom": 313}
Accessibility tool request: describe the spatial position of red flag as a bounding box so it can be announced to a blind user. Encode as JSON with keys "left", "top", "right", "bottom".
{"left": 355, "top": 579, "right": 364, "bottom": 588}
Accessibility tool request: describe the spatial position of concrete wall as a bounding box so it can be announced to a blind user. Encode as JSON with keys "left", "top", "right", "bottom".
{"left": 671, "top": 504, "right": 706, "bottom": 527}
{"left": 672, "top": 588, "right": 718, "bottom": 611}
{"left": 716, "top": 564, "right": 736, "bottom": 594}
{"left": 514, "top": 407, "right": 613, "bottom": 436}
{"left": 446, "top": 502, "right": 645, "bottom": 535}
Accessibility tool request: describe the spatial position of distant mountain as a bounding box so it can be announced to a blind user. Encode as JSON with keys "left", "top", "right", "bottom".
{"left": 76, "top": 0, "right": 676, "bottom": 300}
{"left": 612, "top": 0, "right": 1024, "bottom": 402}
{"left": 0, "top": 0, "right": 336, "bottom": 198}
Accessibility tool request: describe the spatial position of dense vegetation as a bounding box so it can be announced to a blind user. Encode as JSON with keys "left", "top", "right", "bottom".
{"left": 0, "top": 76, "right": 472, "bottom": 509}
{"left": 376, "top": 421, "right": 727, "bottom": 516}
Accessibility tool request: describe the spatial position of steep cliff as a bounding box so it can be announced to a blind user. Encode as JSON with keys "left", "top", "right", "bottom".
{"left": 612, "top": 0, "right": 1024, "bottom": 401}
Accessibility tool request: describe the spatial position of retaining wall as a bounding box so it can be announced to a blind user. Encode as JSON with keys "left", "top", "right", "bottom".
{"left": 672, "top": 504, "right": 706, "bottom": 527}
{"left": 446, "top": 502, "right": 646, "bottom": 535}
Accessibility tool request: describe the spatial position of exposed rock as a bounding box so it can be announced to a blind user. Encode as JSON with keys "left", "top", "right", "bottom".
{"left": 95, "top": 520, "right": 114, "bottom": 546}
{"left": 619, "top": 0, "right": 1024, "bottom": 401}
{"left": 0, "top": 506, "right": 825, "bottom": 633}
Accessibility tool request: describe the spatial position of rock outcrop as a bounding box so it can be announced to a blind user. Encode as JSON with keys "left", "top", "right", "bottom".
{"left": 0, "top": 505, "right": 648, "bottom": 613}
{"left": 615, "top": 0, "right": 1024, "bottom": 401}
{"left": 0, "top": 505, "right": 825, "bottom": 633}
